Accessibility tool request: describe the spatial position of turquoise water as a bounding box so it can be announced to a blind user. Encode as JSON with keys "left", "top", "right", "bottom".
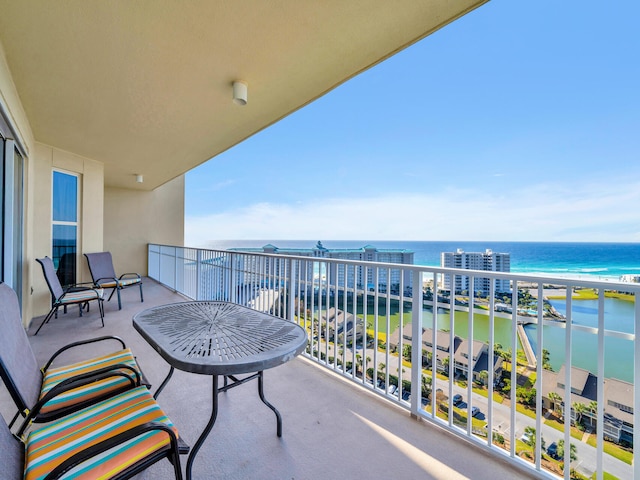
{"left": 524, "top": 298, "right": 635, "bottom": 383}
{"left": 208, "top": 240, "right": 640, "bottom": 280}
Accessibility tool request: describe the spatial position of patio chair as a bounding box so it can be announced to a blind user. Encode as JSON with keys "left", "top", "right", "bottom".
{"left": 0, "top": 386, "right": 183, "bottom": 480}
{"left": 84, "top": 251, "right": 143, "bottom": 310}
{"left": 35, "top": 256, "right": 104, "bottom": 335}
{"left": 0, "top": 281, "right": 146, "bottom": 429}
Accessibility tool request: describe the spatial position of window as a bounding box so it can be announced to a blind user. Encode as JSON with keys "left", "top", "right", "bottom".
{"left": 1, "top": 116, "right": 25, "bottom": 305}
{"left": 52, "top": 171, "right": 78, "bottom": 286}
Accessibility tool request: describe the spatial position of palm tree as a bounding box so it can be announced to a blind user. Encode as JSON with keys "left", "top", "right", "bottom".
{"left": 542, "top": 349, "right": 552, "bottom": 370}
{"left": 422, "top": 349, "right": 432, "bottom": 367}
{"left": 478, "top": 370, "right": 489, "bottom": 386}
{"left": 586, "top": 400, "right": 598, "bottom": 427}
{"left": 548, "top": 392, "right": 562, "bottom": 414}
{"left": 572, "top": 402, "right": 588, "bottom": 426}
{"left": 523, "top": 426, "right": 545, "bottom": 450}
{"left": 557, "top": 439, "right": 578, "bottom": 463}
{"left": 378, "top": 362, "right": 386, "bottom": 373}
{"left": 442, "top": 356, "right": 450, "bottom": 376}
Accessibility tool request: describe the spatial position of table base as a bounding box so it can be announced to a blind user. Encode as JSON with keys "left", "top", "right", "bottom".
{"left": 155, "top": 367, "right": 283, "bottom": 480}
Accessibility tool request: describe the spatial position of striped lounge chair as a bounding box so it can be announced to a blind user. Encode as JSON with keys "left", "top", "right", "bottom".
{"left": 35, "top": 256, "right": 105, "bottom": 335}
{"left": 0, "top": 282, "right": 146, "bottom": 430}
{"left": 85, "top": 252, "right": 143, "bottom": 310}
{"left": 1, "top": 386, "right": 183, "bottom": 480}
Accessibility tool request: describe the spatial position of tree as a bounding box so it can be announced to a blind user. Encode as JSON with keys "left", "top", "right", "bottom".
{"left": 402, "top": 344, "right": 412, "bottom": 362}
{"left": 547, "top": 392, "right": 561, "bottom": 412}
{"left": 517, "top": 387, "right": 536, "bottom": 406}
{"left": 542, "top": 349, "right": 552, "bottom": 371}
{"left": 501, "top": 347, "right": 512, "bottom": 364}
{"left": 572, "top": 402, "right": 588, "bottom": 426}
{"left": 422, "top": 349, "right": 432, "bottom": 367}
{"left": 478, "top": 370, "right": 489, "bottom": 386}
{"left": 442, "top": 356, "right": 450, "bottom": 376}
{"left": 558, "top": 439, "right": 578, "bottom": 463}
{"left": 378, "top": 362, "right": 386, "bottom": 373}
{"left": 523, "top": 426, "right": 545, "bottom": 450}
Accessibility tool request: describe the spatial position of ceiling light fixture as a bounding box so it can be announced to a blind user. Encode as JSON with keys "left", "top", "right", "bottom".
{"left": 232, "top": 81, "right": 248, "bottom": 106}
{"left": 136, "top": 174, "right": 144, "bottom": 183}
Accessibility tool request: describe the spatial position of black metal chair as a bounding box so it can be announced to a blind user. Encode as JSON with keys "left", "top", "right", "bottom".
{"left": 35, "top": 256, "right": 104, "bottom": 335}
{"left": 85, "top": 251, "right": 143, "bottom": 310}
{"left": 0, "top": 282, "right": 144, "bottom": 429}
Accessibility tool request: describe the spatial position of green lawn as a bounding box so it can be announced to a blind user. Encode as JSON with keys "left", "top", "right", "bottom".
{"left": 472, "top": 386, "right": 504, "bottom": 403}
{"left": 586, "top": 436, "right": 633, "bottom": 465}
{"left": 543, "top": 417, "right": 584, "bottom": 441}
{"left": 516, "top": 404, "right": 537, "bottom": 419}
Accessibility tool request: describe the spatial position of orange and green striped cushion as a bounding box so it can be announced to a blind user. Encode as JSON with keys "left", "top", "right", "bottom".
{"left": 40, "top": 349, "right": 140, "bottom": 415}
{"left": 98, "top": 278, "right": 140, "bottom": 289}
{"left": 59, "top": 289, "right": 103, "bottom": 304}
{"left": 25, "top": 386, "right": 177, "bottom": 480}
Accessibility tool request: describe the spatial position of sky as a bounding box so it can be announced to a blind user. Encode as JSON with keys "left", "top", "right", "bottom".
{"left": 185, "top": 0, "right": 640, "bottom": 247}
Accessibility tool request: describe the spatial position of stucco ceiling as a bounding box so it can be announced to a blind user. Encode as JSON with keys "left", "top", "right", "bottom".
{"left": 0, "top": 0, "right": 487, "bottom": 190}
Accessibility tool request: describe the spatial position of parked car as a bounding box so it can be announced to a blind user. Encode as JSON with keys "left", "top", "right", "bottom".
{"left": 452, "top": 394, "right": 463, "bottom": 406}
{"left": 388, "top": 384, "right": 397, "bottom": 395}
{"left": 547, "top": 442, "right": 560, "bottom": 459}
{"left": 471, "top": 406, "right": 480, "bottom": 417}
{"left": 520, "top": 431, "right": 532, "bottom": 445}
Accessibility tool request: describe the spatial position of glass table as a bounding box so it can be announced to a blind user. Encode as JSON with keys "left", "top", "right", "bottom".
{"left": 133, "top": 301, "right": 308, "bottom": 480}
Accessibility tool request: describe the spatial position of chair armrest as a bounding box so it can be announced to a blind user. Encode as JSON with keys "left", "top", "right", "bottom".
{"left": 43, "top": 421, "right": 179, "bottom": 480}
{"left": 118, "top": 272, "right": 142, "bottom": 280}
{"left": 63, "top": 281, "right": 100, "bottom": 292}
{"left": 95, "top": 276, "right": 119, "bottom": 284}
{"left": 42, "top": 336, "right": 127, "bottom": 372}
{"left": 18, "top": 365, "right": 142, "bottom": 437}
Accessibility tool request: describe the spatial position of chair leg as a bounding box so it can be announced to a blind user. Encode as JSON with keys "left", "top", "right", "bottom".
{"left": 8, "top": 410, "right": 21, "bottom": 429}
{"left": 34, "top": 307, "right": 57, "bottom": 335}
{"left": 116, "top": 288, "right": 122, "bottom": 310}
{"left": 139, "top": 283, "right": 144, "bottom": 303}
{"left": 98, "top": 299, "right": 105, "bottom": 327}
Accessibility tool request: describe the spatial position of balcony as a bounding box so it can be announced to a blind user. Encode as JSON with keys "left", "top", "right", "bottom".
{"left": 4, "top": 245, "right": 639, "bottom": 479}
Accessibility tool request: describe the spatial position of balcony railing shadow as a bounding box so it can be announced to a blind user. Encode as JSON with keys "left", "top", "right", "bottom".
{"left": 0, "top": 278, "right": 535, "bottom": 479}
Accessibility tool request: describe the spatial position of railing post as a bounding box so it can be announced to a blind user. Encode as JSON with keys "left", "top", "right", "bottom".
{"left": 287, "top": 258, "right": 296, "bottom": 322}
{"left": 230, "top": 252, "right": 237, "bottom": 304}
{"left": 173, "top": 246, "right": 178, "bottom": 294}
{"left": 410, "top": 270, "right": 422, "bottom": 418}
{"left": 196, "top": 249, "right": 202, "bottom": 301}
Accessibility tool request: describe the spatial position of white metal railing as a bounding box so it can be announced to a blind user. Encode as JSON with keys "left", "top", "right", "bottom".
{"left": 148, "top": 243, "right": 640, "bottom": 480}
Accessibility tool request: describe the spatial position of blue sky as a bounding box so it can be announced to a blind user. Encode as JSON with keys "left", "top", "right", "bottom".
{"left": 185, "top": 1, "right": 640, "bottom": 247}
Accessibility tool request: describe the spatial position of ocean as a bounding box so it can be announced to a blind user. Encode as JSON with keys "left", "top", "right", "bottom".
{"left": 207, "top": 240, "right": 640, "bottom": 281}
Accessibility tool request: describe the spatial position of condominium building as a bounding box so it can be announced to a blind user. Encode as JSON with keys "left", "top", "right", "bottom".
{"left": 441, "top": 248, "right": 511, "bottom": 294}
{"left": 231, "top": 242, "right": 414, "bottom": 293}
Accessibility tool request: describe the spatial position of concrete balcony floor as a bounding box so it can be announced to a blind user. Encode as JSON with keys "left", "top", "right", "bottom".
{"left": 1, "top": 279, "right": 537, "bottom": 480}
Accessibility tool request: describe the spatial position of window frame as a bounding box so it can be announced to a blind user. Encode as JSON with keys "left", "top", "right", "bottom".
{"left": 51, "top": 169, "right": 80, "bottom": 286}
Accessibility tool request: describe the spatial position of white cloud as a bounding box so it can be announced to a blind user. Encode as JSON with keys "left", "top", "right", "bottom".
{"left": 185, "top": 180, "right": 640, "bottom": 246}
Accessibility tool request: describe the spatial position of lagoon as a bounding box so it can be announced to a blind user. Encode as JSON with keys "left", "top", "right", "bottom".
{"left": 524, "top": 298, "right": 635, "bottom": 383}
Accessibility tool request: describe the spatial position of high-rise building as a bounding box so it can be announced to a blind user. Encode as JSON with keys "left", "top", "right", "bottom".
{"left": 231, "top": 242, "right": 414, "bottom": 293}
{"left": 440, "top": 248, "right": 511, "bottom": 294}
